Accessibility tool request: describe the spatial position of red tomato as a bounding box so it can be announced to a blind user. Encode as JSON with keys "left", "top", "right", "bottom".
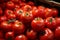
{"left": 0, "top": 38, "right": 5, "bottom": 40}
{"left": 4, "top": 9, "right": 13, "bottom": 16}
{"left": 31, "top": 17, "right": 44, "bottom": 32}
{"left": 6, "top": 1, "right": 14, "bottom": 9}
{"left": 26, "top": 29, "right": 37, "bottom": 40}
{"left": 15, "top": 9, "right": 23, "bottom": 17}
{"left": 11, "top": 0, "right": 19, "bottom": 3}
{"left": 0, "top": 31, "right": 3, "bottom": 38}
{"left": 14, "top": 4, "right": 20, "bottom": 9}
{"left": 5, "top": 32, "right": 14, "bottom": 40}
{"left": 55, "top": 26, "right": 60, "bottom": 40}
{"left": 40, "top": 28, "right": 54, "bottom": 40}
{"left": 0, "top": 16, "right": 7, "bottom": 22}
{"left": 22, "top": 5, "right": 32, "bottom": 12}
{"left": 19, "top": 2, "right": 26, "bottom": 7}
{"left": 12, "top": 20, "right": 25, "bottom": 34}
{"left": 4, "top": 9, "right": 16, "bottom": 19}
{"left": 55, "top": 18, "right": 60, "bottom": 26}
{"left": 0, "top": 8, "right": 3, "bottom": 15}
{"left": 15, "top": 35, "right": 27, "bottom": 40}
{"left": 44, "top": 8, "right": 53, "bottom": 18}
{"left": 45, "top": 17, "right": 56, "bottom": 30}
{"left": 27, "top": 1, "right": 34, "bottom": 6}
{"left": 20, "top": 12, "right": 34, "bottom": 23}
{"left": 0, "top": 21, "right": 12, "bottom": 32}
{"left": 52, "top": 8, "right": 58, "bottom": 17}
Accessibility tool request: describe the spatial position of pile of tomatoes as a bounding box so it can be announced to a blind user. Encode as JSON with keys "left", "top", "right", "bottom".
{"left": 0, "top": 0, "right": 60, "bottom": 40}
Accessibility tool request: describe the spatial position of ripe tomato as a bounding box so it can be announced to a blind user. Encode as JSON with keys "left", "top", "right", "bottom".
{"left": 27, "top": 1, "right": 34, "bottom": 6}
{"left": 4, "top": 9, "right": 16, "bottom": 19}
{"left": 11, "top": 0, "right": 19, "bottom": 3}
{"left": 20, "top": 12, "right": 34, "bottom": 23}
{"left": 40, "top": 28, "right": 54, "bottom": 40}
{"left": 12, "top": 20, "right": 25, "bottom": 34}
{"left": 5, "top": 32, "right": 14, "bottom": 40}
{"left": 44, "top": 8, "right": 53, "bottom": 18}
{"left": 15, "top": 35, "right": 27, "bottom": 40}
{"left": 0, "top": 21, "right": 12, "bottom": 32}
{"left": 52, "top": 8, "right": 58, "bottom": 17}
{"left": 0, "top": 31, "right": 3, "bottom": 38}
{"left": 6, "top": 1, "right": 14, "bottom": 9}
{"left": 14, "top": 4, "right": 20, "bottom": 9}
{"left": 0, "top": 8, "right": 3, "bottom": 15}
{"left": 19, "top": 2, "right": 26, "bottom": 7}
{"left": 55, "top": 26, "right": 60, "bottom": 40}
{"left": 31, "top": 17, "right": 44, "bottom": 32}
{"left": 15, "top": 9, "right": 23, "bottom": 18}
{"left": 45, "top": 17, "right": 56, "bottom": 30}
{"left": 22, "top": 5, "right": 32, "bottom": 12}
{"left": 26, "top": 29, "right": 37, "bottom": 40}
{"left": 55, "top": 18, "right": 60, "bottom": 26}
{"left": 0, "top": 38, "right": 5, "bottom": 40}
{"left": 0, "top": 16, "right": 7, "bottom": 22}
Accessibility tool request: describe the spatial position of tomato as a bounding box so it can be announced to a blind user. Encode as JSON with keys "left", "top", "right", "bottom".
{"left": 15, "top": 35, "right": 27, "bottom": 40}
{"left": 12, "top": 20, "right": 25, "bottom": 34}
{"left": 31, "top": 17, "right": 44, "bottom": 32}
{"left": 26, "top": 29, "right": 37, "bottom": 40}
{"left": 11, "top": 0, "right": 19, "bottom": 3}
{"left": 4, "top": 9, "right": 16, "bottom": 19}
{"left": 14, "top": 4, "right": 20, "bottom": 9}
{"left": 0, "top": 21, "right": 12, "bottom": 32}
{"left": 44, "top": 8, "right": 53, "bottom": 18}
{"left": 40, "top": 28, "right": 54, "bottom": 40}
{"left": 27, "top": 1, "right": 34, "bottom": 6}
{"left": 0, "top": 38, "right": 5, "bottom": 40}
{"left": 20, "top": 12, "right": 34, "bottom": 23}
{"left": 45, "top": 17, "right": 56, "bottom": 30}
{"left": 55, "top": 18, "right": 60, "bottom": 26}
{"left": 15, "top": 9, "right": 23, "bottom": 18}
{"left": 5, "top": 32, "right": 14, "bottom": 40}
{"left": 22, "top": 5, "right": 32, "bottom": 12}
{"left": 52, "top": 8, "right": 58, "bottom": 17}
{"left": 0, "top": 16, "right": 7, "bottom": 22}
{"left": 6, "top": 1, "right": 14, "bottom": 9}
{"left": 55, "top": 26, "right": 60, "bottom": 40}
{"left": 0, "top": 8, "right": 3, "bottom": 15}
{"left": 19, "top": 2, "right": 26, "bottom": 7}
{"left": 4, "top": 9, "right": 13, "bottom": 16}
{"left": 0, "top": 31, "right": 3, "bottom": 38}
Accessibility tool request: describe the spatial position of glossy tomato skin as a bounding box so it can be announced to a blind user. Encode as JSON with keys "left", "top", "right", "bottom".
{"left": 56, "top": 18, "right": 60, "bottom": 26}
{"left": 55, "top": 26, "right": 60, "bottom": 40}
{"left": 12, "top": 20, "right": 25, "bottom": 34}
{"left": 0, "top": 21, "right": 12, "bottom": 32}
{"left": 44, "top": 8, "right": 53, "bottom": 18}
{"left": 40, "top": 28, "right": 54, "bottom": 40}
{"left": 0, "top": 38, "right": 5, "bottom": 40}
{"left": 15, "top": 35, "right": 27, "bottom": 40}
{"left": 22, "top": 5, "right": 32, "bottom": 12}
{"left": 5, "top": 32, "right": 14, "bottom": 40}
{"left": 19, "top": 2, "right": 26, "bottom": 7}
{"left": 0, "top": 8, "right": 3, "bottom": 15}
{"left": 6, "top": 1, "right": 14, "bottom": 9}
{"left": 31, "top": 17, "right": 44, "bottom": 32}
{"left": 4, "top": 9, "right": 16, "bottom": 19}
{"left": 26, "top": 29, "right": 37, "bottom": 40}
{"left": 11, "top": 0, "right": 19, "bottom": 4}
{"left": 20, "top": 12, "right": 34, "bottom": 23}
{"left": 4, "top": 9, "right": 13, "bottom": 16}
{"left": 0, "top": 16, "right": 7, "bottom": 22}
{"left": 15, "top": 9, "right": 23, "bottom": 18}
{"left": 52, "top": 9, "right": 58, "bottom": 17}
{"left": 45, "top": 17, "right": 56, "bottom": 30}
